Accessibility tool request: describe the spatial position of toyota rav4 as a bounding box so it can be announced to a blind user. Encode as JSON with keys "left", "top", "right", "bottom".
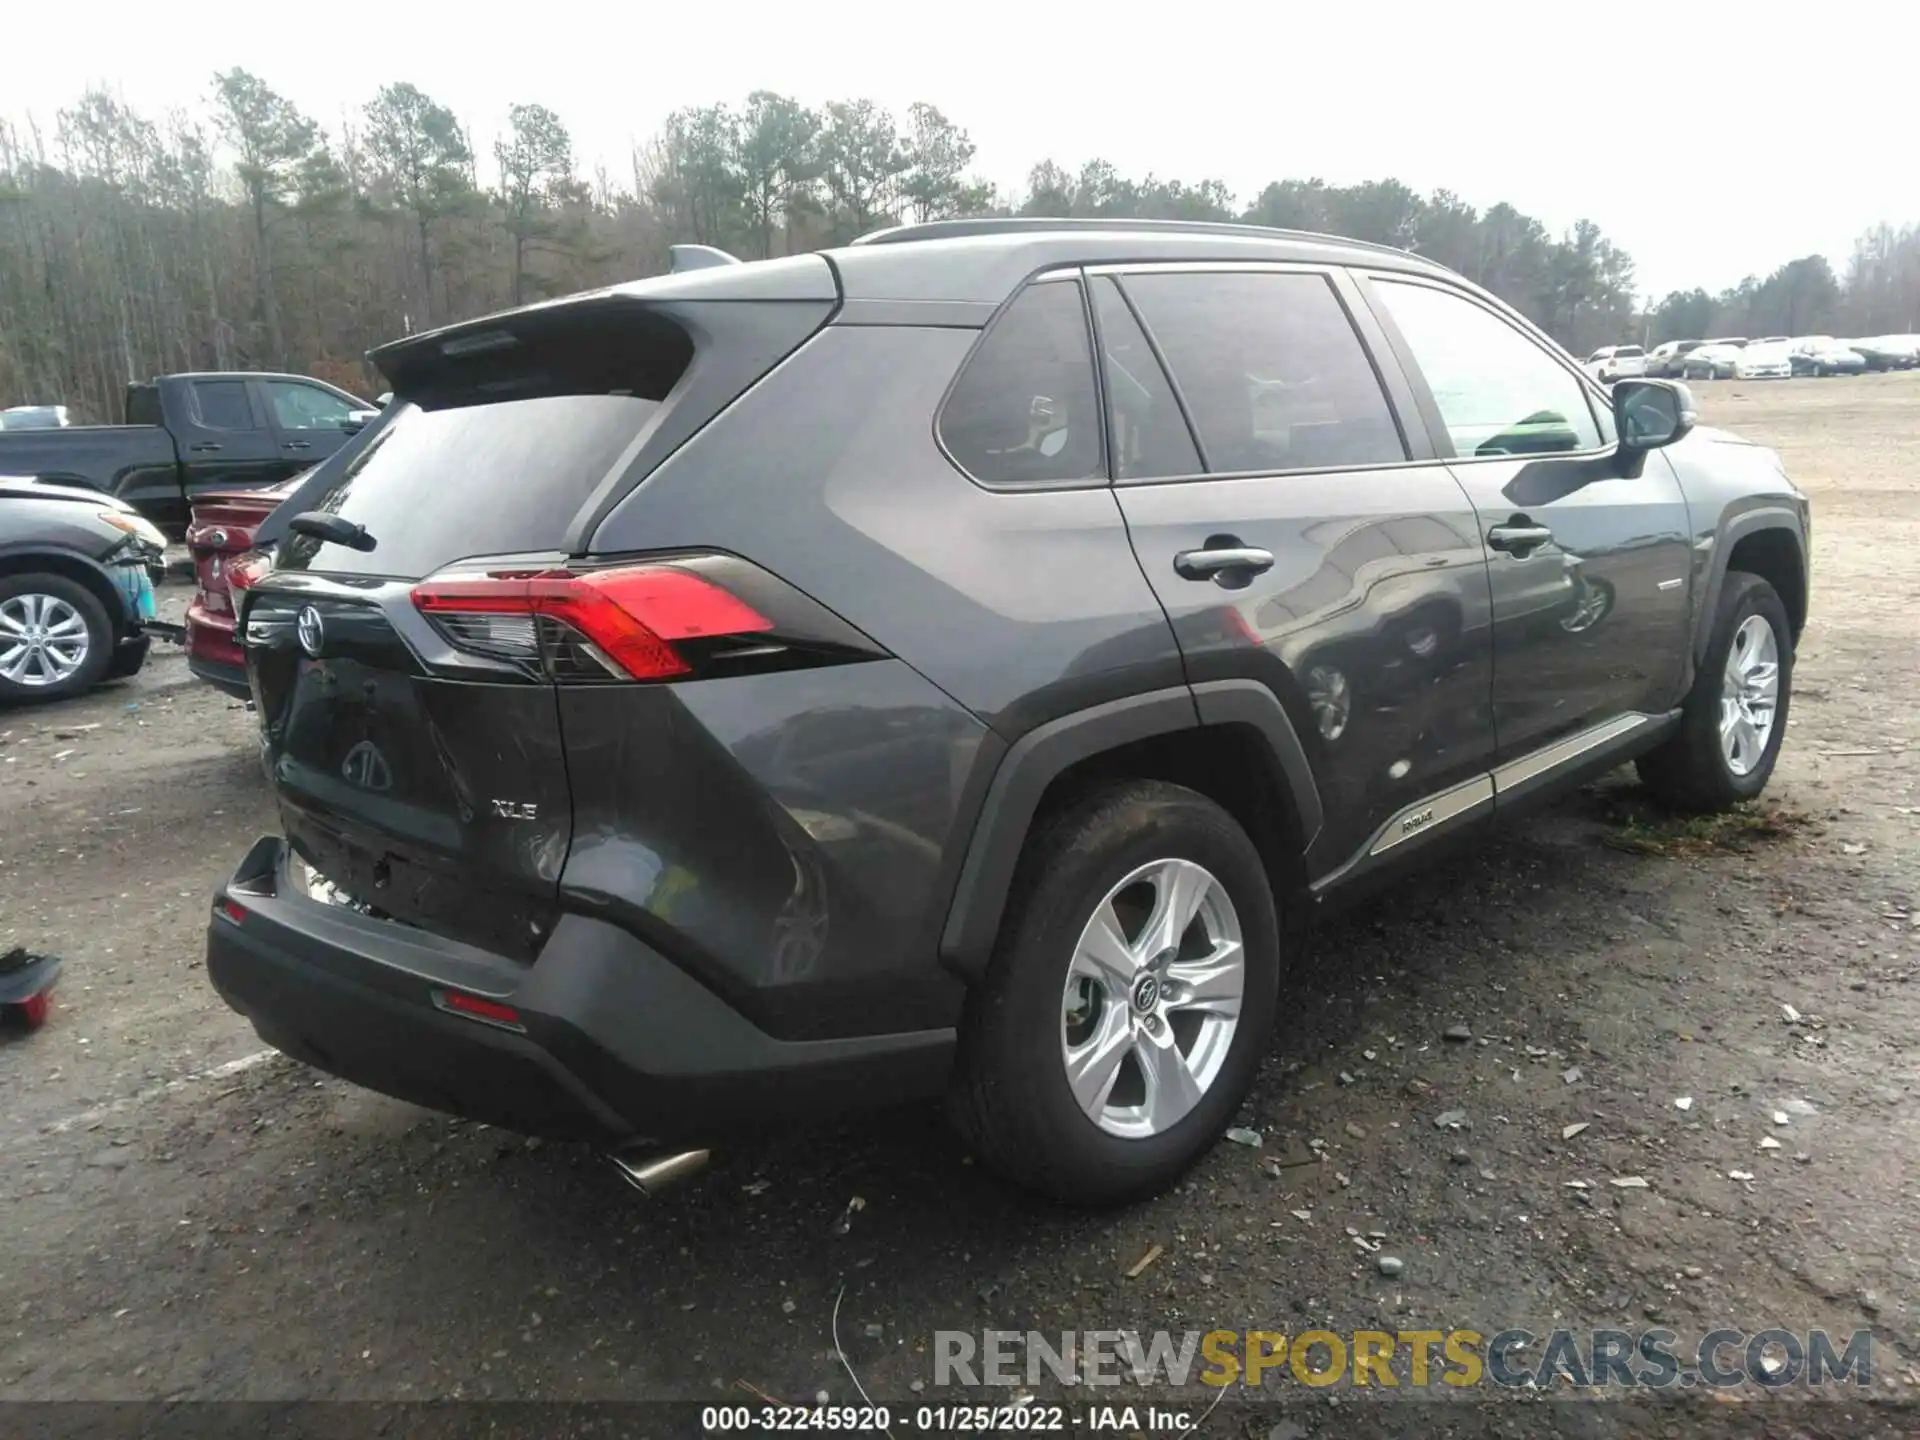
{"left": 207, "top": 219, "right": 1810, "bottom": 1204}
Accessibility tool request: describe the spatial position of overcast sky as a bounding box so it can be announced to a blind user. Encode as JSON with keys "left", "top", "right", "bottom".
{"left": 11, "top": 1, "right": 1914, "bottom": 299}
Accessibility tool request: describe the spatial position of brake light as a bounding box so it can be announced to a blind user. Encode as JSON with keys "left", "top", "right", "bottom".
{"left": 411, "top": 563, "right": 774, "bottom": 681}
{"left": 228, "top": 550, "right": 273, "bottom": 592}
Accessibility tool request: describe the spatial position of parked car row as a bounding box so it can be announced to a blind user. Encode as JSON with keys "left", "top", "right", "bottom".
{"left": 0, "top": 371, "right": 382, "bottom": 702}
{"left": 1638, "top": 333, "right": 1920, "bottom": 382}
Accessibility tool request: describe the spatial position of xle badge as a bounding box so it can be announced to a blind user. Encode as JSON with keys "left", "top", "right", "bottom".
{"left": 490, "top": 799, "right": 539, "bottom": 820}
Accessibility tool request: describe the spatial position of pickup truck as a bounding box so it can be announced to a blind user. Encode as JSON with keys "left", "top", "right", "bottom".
{"left": 0, "top": 372, "right": 380, "bottom": 535}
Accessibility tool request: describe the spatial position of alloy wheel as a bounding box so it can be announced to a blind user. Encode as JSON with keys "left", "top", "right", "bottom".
{"left": 0, "top": 593, "right": 90, "bottom": 687}
{"left": 1720, "top": 613, "right": 1780, "bottom": 776}
{"left": 1059, "top": 858, "right": 1245, "bottom": 1140}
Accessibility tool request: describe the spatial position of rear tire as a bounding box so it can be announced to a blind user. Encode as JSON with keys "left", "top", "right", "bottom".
{"left": 950, "top": 781, "right": 1281, "bottom": 1205}
{"left": 0, "top": 573, "right": 113, "bottom": 704}
{"left": 1636, "top": 572, "right": 1793, "bottom": 812}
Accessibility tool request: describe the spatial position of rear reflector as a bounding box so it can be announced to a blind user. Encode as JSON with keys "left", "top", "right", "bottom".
{"left": 412, "top": 563, "right": 772, "bottom": 681}
{"left": 434, "top": 989, "right": 526, "bottom": 1031}
{"left": 215, "top": 899, "right": 249, "bottom": 925}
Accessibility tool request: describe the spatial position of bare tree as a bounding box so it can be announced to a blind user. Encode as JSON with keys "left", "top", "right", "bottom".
{"left": 212, "top": 70, "right": 321, "bottom": 367}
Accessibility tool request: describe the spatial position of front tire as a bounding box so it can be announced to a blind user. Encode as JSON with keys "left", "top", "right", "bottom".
{"left": 0, "top": 574, "right": 114, "bottom": 704}
{"left": 951, "top": 781, "right": 1281, "bottom": 1205}
{"left": 1636, "top": 572, "right": 1793, "bottom": 811}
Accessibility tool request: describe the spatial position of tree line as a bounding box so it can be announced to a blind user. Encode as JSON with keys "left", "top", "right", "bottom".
{"left": 2, "top": 73, "right": 1916, "bottom": 421}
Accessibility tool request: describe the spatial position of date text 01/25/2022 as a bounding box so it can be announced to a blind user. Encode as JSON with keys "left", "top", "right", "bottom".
{"left": 697, "top": 1403, "right": 1187, "bottom": 1432}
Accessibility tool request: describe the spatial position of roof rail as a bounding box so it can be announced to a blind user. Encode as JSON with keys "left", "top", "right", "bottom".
{"left": 669, "top": 244, "right": 742, "bottom": 272}
{"left": 848, "top": 216, "right": 1412, "bottom": 258}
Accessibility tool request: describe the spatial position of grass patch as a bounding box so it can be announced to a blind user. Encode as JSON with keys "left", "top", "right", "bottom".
{"left": 1599, "top": 798, "right": 1817, "bottom": 858}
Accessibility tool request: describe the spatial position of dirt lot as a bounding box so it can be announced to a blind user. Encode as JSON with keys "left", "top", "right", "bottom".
{"left": 3, "top": 374, "right": 1918, "bottom": 1433}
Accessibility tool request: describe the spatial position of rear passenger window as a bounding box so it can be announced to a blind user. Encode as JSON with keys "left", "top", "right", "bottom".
{"left": 940, "top": 279, "right": 1105, "bottom": 487}
{"left": 1121, "top": 272, "right": 1406, "bottom": 475}
{"left": 192, "top": 380, "right": 255, "bottom": 431}
{"left": 1371, "top": 279, "right": 1602, "bottom": 457}
{"left": 1090, "top": 277, "right": 1201, "bottom": 480}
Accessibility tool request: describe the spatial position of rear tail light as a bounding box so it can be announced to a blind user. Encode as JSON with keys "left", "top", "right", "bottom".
{"left": 228, "top": 550, "right": 273, "bottom": 592}
{"left": 410, "top": 556, "right": 877, "bottom": 684}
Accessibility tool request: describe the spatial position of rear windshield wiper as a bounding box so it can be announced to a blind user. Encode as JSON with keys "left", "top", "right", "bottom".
{"left": 288, "top": 512, "right": 377, "bottom": 552}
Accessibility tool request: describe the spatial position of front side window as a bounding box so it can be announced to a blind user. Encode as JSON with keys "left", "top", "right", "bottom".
{"left": 939, "top": 279, "right": 1104, "bottom": 487}
{"left": 1372, "top": 279, "right": 1602, "bottom": 458}
{"left": 267, "top": 380, "right": 356, "bottom": 431}
{"left": 1121, "top": 271, "right": 1407, "bottom": 475}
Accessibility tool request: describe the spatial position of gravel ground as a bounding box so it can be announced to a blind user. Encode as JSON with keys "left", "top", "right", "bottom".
{"left": 2, "top": 374, "right": 1917, "bottom": 1433}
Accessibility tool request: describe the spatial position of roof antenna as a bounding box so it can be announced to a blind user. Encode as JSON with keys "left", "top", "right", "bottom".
{"left": 670, "top": 244, "right": 742, "bottom": 273}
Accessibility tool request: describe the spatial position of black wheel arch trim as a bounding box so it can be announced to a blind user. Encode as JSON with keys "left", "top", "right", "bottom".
{"left": 0, "top": 543, "right": 138, "bottom": 628}
{"left": 1694, "top": 507, "right": 1807, "bottom": 666}
{"left": 937, "top": 681, "right": 1321, "bottom": 979}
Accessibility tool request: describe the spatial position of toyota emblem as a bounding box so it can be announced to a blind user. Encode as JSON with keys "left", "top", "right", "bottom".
{"left": 296, "top": 605, "right": 325, "bottom": 657}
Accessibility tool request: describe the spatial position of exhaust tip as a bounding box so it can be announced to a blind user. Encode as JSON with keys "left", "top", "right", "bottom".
{"left": 608, "top": 1147, "right": 710, "bottom": 1195}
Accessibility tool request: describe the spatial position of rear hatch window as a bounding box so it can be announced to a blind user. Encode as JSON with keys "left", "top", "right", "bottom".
{"left": 276, "top": 304, "right": 694, "bottom": 580}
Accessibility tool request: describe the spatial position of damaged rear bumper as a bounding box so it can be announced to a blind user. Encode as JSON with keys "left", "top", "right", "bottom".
{"left": 206, "top": 836, "right": 954, "bottom": 1144}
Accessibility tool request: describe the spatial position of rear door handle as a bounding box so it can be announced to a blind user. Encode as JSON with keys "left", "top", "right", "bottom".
{"left": 283, "top": 441, "right": 312, "bottom": 451}
{"left": 1173, "top": 545, "right": 1276, "bottom": 581}
{"left": 188, "top": 442, "right": 222, "bottom": 453}
{"left": 1487, "top": 523, "right": 1554, "bottom": 555}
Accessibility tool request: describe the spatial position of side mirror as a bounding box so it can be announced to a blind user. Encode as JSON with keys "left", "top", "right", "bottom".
{"left": 341, "top": 408, "right": 381, "bottom": 435}
{"left": 1613, "top": 378, "right": 1695, "bottom": 451}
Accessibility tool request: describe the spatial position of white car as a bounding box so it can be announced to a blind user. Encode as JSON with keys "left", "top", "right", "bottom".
{"left": 1734, "top": 343, "right": 1794, "bottom": 380}
{"left": 0, "top": 405, "right": 71, "bottom": 430}
{"left": 1582, "top": 344, "right": 1647, "bottom": 384}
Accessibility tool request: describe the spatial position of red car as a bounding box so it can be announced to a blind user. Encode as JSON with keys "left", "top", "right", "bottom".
{"left": 184, "top": 480, "right": 296, "bottom": 697}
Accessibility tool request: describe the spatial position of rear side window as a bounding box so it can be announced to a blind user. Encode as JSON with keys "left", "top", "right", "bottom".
{"left": 1090, "top": 277, "right": 1201, "bottom": 481}
{"left": 192, "top": 380, "right": 255, "bottom": 431}
{"left": 1121, "top": 272, "right": 1407, "bottom": 475}
{"left": 939, "top": 279, "right": 1105, "bottom": 487}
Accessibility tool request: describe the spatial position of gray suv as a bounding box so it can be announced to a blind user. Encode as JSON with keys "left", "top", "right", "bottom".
{"left": 207, "top": 219, "right": 1810, "bottom": 1204}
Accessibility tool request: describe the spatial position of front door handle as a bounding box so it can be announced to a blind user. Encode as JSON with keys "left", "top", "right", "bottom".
{"left": 188, "top": 442, "right": 222, "bottom": 453}
{"left": 283, "top": 440, "right": 312, "bottom": 451}
{"left": 1487, "top": 522, "right": 1554, "bottom": 555}
{"left": 1174, "top": 545, "right": 1276, "bottom": 581}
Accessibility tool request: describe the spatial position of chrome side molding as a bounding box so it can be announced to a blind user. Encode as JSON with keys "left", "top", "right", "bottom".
{"left": 1316, "top": 711, "right": 1671, "bottom": 895}
{"left": 1368, "top": 775, "right": 1493, "bottom": 857}
{"left": 1490, "top": 712, "right": 1651, "bottom": 794}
